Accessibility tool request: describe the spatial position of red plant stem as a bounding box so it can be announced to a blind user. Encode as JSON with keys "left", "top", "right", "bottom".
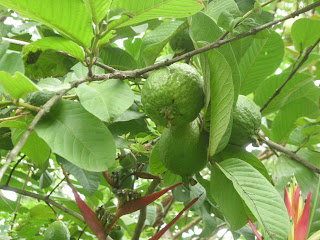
{"left": 149, "top": 194, "right": 202, "bottom": 240}
{"left": 247, "top": 217, "right": 262, "bottom": 240}
{"left": 105, "top": 182, "right": 182, "bottom": 236}
{"left": 62, "top": 167, "right": 107, "bottom": 239}
{"left": 295, "top": 191, "right": 311, "bottom": 240}
{"left": 117, "top": 182, "right": 182, "bottom": 217}
{"left": 284, "top": 188, "right": 293, "bottom": 217}
{"left": 0, "top": 114, "right": 26, "bottom": 122}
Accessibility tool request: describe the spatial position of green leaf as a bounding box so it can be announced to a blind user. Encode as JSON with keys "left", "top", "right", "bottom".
{"left": 217, "top": 158, "right": 290, "bottom": 240}
{"left": 214, "top": 145, "right": 271, "bottom": 182}
{"left": 0, "top": 41, "right": 24, "bottom": 75}
{"left": 39, "top": 171, "right": 53, "bottom": 189}
{"left": 291, "top": 18, "right": 320, "bottom": 52}
{"left": 254, "top": 70, "right": 314, "bottom": 115}
{"left": 0, "top": 71, "right": 39, "bottom": 99}
{"left": 11, "top": 125, "right": 50, "bottom": 168}
{"left": 25, "top": 50, "right": 77, "bottom": 79}
{"left": 210, "top": 164, "right": 248, "bottom": 230}
{"left": 190, "top": 12, "right": 241, "bottom": 105}
{"left": 141, "top": 20, "right": 185, "bottom": 66}
{"left": 0, "top": 53, "right": 24, "bottom": 75}
{"left": 34, "top": 100, "right": 116, "bottom": 172}
{"left": 108, "top": 119, "right": 149, "bottom": 148}
{"left": 271, "top": 98, "right": 319, "bottom": 142}
{"left": 75, "top": 79, "right": 134, "bottom": 123}
{"left": 23, "top": 37, "right": 85, "bottom": 62}
{"left": 57, "top": 155, "right": 100, "bottom": 195}
{"left": 239, "top": 31, "right": 284, "bottom": 95}
{"left": 83, "top": 0, "right": 111, "bottom": 24}
{"left": 111, "top": 0, "right": 204, "bottom": 28}
{"left": 141, "top": 20, "right": 185, "bottom": 65}
{"left": 0, "top": 0, "right": 93, "bottom": 47}
{"left": 29, "top": 204, "right": 56, "bottom": 220}
{"left": 0, "top": 121, "right": 26, "bottom": 129}
{"left": 205, "top": 0, "right": 241, "bottom": 22}
{"left": 0, "top": 127, "right": 13, "bottom": 150}
{"left": 196, "top": 202, "right": 218, "bottom": 237}
{"left": 99, "top": 46, "right": 137, "bottom": 70}
{"left": 149, "top": 142, "right": 167, "bottom": 175}
{"left": 115, "top": 104, "right": 145, "bottom": 122}
{"left": 205, "top": 50, "right": 234, "bottom": 157}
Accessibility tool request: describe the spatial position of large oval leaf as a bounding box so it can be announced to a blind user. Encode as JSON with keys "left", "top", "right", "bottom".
{"left": 83, "top": 0, "right": 111, "bottom": 24}
{"left": 75, "top": 79, "right": 134, "bottom": 123}
{"left": 210, "top": 163, "right": 248, "bottom": 230}
{"left": 239, "top": 31, "right": 284, "bottom": 95}
{"left": 205, "top": 50, "right": 234, "bottom": 157}
{"left": 0, "top": 71, "right": 39, "bottom": 99}
{"left": 217, "top": 158, "right": 290, "bottom": 240}
{"left": 11, "top": 127, "right": 51, "bottom": 169}
{"left": 23, "top": 37, "right": 85, "bottom": 62}
{"left": 57, "top": 155, "right": 100, "bottom": 195}
{"left": 111, "top": 0, "right": 204, "bottom": 28}
{"left": 190, "top": 12, "right": 241, "bottom": 103}
{"left": 291, "top": 18, "right": 320, "bottom": 52}
{"left": 0, "top": 0, "right": 93, "bottom": 47}
{"left": 271, "top": 98, "right": 319, "bottom": 142}
{"left": 35, "top": 100, "right": 116, "bottom": 172}
{"left": 141, "top": 20, "right": 185, "bottom": 66}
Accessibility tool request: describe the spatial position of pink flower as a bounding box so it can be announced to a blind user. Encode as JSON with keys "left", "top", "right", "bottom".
{"left": 284, "top": 176, "right": 311, "bottom": 240}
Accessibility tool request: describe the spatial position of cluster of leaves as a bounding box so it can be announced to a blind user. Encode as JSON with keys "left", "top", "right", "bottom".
{"left": 0, "top": 0, "right": 319, "bottom": 240}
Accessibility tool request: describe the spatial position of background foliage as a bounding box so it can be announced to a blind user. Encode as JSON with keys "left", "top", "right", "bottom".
{"left": 0, "top": 0, "right": 319, "bottom": 239}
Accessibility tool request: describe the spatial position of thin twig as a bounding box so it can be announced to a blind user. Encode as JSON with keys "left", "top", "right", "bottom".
{"left": 131, "top": 179, "right": 161, "bottom": 240}
{"left": 260, "top": 138, "right": 320, "bottom": 174}
{"left": 78, "top": 225, "right": 88, "bottom": 240}
{"left": 218, "top": 229, "right": 229, "bottom": 240}
{"left": 208, "top": 223, "right": 228, "bottom": 240}
{"left": 0, "top": 184, "right": 85, "bottom": 222}
{"left": 171, "top": 216, "right": 201, "bottom": 239}
{"left": 0, "top": 114, "right": 30, "bottom": 123}
{"left": 217, "top": 0, "right": 276, "bottom": 41}
{"left": 10, "top": 167, "right": 31, "bottom": 230}
{"left": 1, "top": 1, "right": 319, "bottom": 183}
{"left": 260, "top": 37, "right": 320, "bottom": 112}
{"left": 45, "top": 201, "right": 58, "bottom": 220}
{"left": 47, "top": 177, "right": 65, "bottom": 198}
{"left": 5, "top": 155, "right": 26, "bottom": 186}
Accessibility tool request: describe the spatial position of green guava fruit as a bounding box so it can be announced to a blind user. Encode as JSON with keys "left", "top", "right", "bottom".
{"left": 25, "top": 91, "right": 61, "bottom": 116}
{"left": 229, "top": 95, "right": 261, "bottom": 147}
{"left": 109, "top": 226, "right": 124, "bottom": 240}
{"left": 43, "top": 221, "right": 70, "bottom": 240}
{"left": 0, "top": 127, "right": 13, "bottom": 150}
{"left": 26, "top": 91, "right": 56, "bottom": 107}
{"left": 169, "top": 28, "right": 194, "bottom": 54}
{"left": 141, "top": 63, "right": 204, "bottom": 127}
{"left": 159, "top": 120, "right": 208, "bottom": 176}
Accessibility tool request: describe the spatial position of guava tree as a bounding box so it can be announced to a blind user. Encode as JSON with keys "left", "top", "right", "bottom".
{"left": 0, "top": 0, "right": 320, "bottom": 239}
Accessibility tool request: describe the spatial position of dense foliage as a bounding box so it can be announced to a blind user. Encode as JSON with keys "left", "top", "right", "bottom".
{"left": 0, "top": 0, "right": 319, "bottom": 240}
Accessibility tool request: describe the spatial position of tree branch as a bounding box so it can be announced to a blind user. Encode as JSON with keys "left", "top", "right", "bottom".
{"left": 171, "top": 216, "right": 201, "bottom": 239}
{"left": 5, "top": 155, "right": 26, "bottom": 186}
{"left": 260, "top": 37, "right": 320, "bottom": 112}
{"left": 1, "top": 1, "right": 319, "bottom": 183}
{"left": 0, "top": 184, "right": 85, "bottom": 222}
{"left": 260, "top": 138, "right": 320, "bottom": 174}
{"left": 131, "top": 179, "right": 161, "bottom": 240}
